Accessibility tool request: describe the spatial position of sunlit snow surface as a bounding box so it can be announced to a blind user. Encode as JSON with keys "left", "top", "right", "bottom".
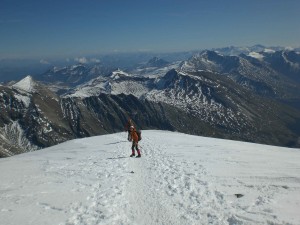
{"left": 0, "top": 131, "right": 300, "bottom": 225}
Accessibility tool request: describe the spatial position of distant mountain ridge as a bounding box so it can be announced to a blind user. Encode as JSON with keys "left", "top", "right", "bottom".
{"left": 211, "top": 44, "right": 288, "bottom": 56}
{"left": 1, "top": 46, "right": 300, "bottom": 157}
{"left": 181, "top": 50, "right": 300, "bottom": 98}
{"left": 145, "top": 57, "right": 169, "bottom": 68}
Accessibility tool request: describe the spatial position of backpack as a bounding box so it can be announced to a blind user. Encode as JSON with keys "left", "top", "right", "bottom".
{"left": 136, "top": 130, "right": 142, "bottom": 141}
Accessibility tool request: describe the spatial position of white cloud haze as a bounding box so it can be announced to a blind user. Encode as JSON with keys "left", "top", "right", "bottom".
{"left": 74, "top": 57, "right": 100, "bottom": 64}
{"left": 39, "top": 59, "right": 50, "bottom": 64}
{"left": 74, "top": 57, "right": 88, "bottom": 64}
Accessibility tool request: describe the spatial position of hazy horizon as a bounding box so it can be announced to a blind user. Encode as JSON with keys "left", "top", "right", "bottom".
{"left": 1, "top": 0, "right": 300, "bottom": 59}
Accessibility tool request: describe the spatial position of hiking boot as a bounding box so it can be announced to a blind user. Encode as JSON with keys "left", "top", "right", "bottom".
{"left": 130, "top": 154, "right": 135, "bottom": 157}
{"left": 136, "top": 155, "right": 141, "bottom": 158}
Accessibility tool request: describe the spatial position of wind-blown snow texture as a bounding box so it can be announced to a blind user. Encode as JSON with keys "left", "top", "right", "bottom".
{"left": 0, "top": 131, "right": 299, "bottom": 225}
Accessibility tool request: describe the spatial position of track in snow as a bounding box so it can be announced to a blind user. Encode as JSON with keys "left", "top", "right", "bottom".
{"left": 125, "top": 135, "right": 240, "bottom": 225}
{"left": 63, "top": 133, "right": 244, "bottom": 225}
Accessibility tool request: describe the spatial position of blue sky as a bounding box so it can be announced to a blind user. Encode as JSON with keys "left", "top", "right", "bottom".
{"left": 0, "top": 0, "right": 299, "bottom": 59}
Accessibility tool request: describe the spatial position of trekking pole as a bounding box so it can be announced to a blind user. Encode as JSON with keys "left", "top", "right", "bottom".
{"left": 139, "top": 145, "right": 144, "bottom": 152}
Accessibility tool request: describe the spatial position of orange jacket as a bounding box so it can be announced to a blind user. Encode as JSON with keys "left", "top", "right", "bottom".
{"left": 130, "top": 129, "right": 139, "bottom": 142}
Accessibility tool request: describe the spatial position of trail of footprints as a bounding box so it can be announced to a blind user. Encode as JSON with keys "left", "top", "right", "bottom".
{"left": 143, "top": 137, "right": 287, "bottom": 225}
{"left": 61, "top": 134, "right": 284, "bottom": 225}
{"left": 141, "top": 137, "right": 241, "bottom": 225}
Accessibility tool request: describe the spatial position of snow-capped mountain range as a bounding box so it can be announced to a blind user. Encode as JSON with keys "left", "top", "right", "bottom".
{"left": 0, "top": 76, "right": 75, "bottom": 156}
{"left": 1, "top": 46, "right": 300, "bottom": 157}
{"left": 211, "top": 44, "right": 289, "bottom": 56}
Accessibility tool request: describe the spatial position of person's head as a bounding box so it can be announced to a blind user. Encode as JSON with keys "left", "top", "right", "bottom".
{"left": 129, "top": 126, "right": 134, "bottom": 131}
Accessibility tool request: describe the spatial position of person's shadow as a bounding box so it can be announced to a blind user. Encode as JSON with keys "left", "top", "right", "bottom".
{"left": 106, "top": 156, "right": 128, "bottom": 160}
{"left": 105, "top": 141, "right": 128, "bottom": 145}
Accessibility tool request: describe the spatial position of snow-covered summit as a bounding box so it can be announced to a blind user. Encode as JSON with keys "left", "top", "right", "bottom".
{"left": 0, "top": 130, "right": 299, "bottom": 225}
{"left": 110, "top": 69, "right": 130, "bottom": 80}
{"left": 12, "top": 75, "right": 36, "bottom": 93}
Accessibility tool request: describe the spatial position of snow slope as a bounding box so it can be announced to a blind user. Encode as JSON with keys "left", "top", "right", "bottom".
{"left": 12, "top": 75, "right": 36, "bottom": 93}
{"left": 0, "top": 131, "right": 300, "bottom": 225}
